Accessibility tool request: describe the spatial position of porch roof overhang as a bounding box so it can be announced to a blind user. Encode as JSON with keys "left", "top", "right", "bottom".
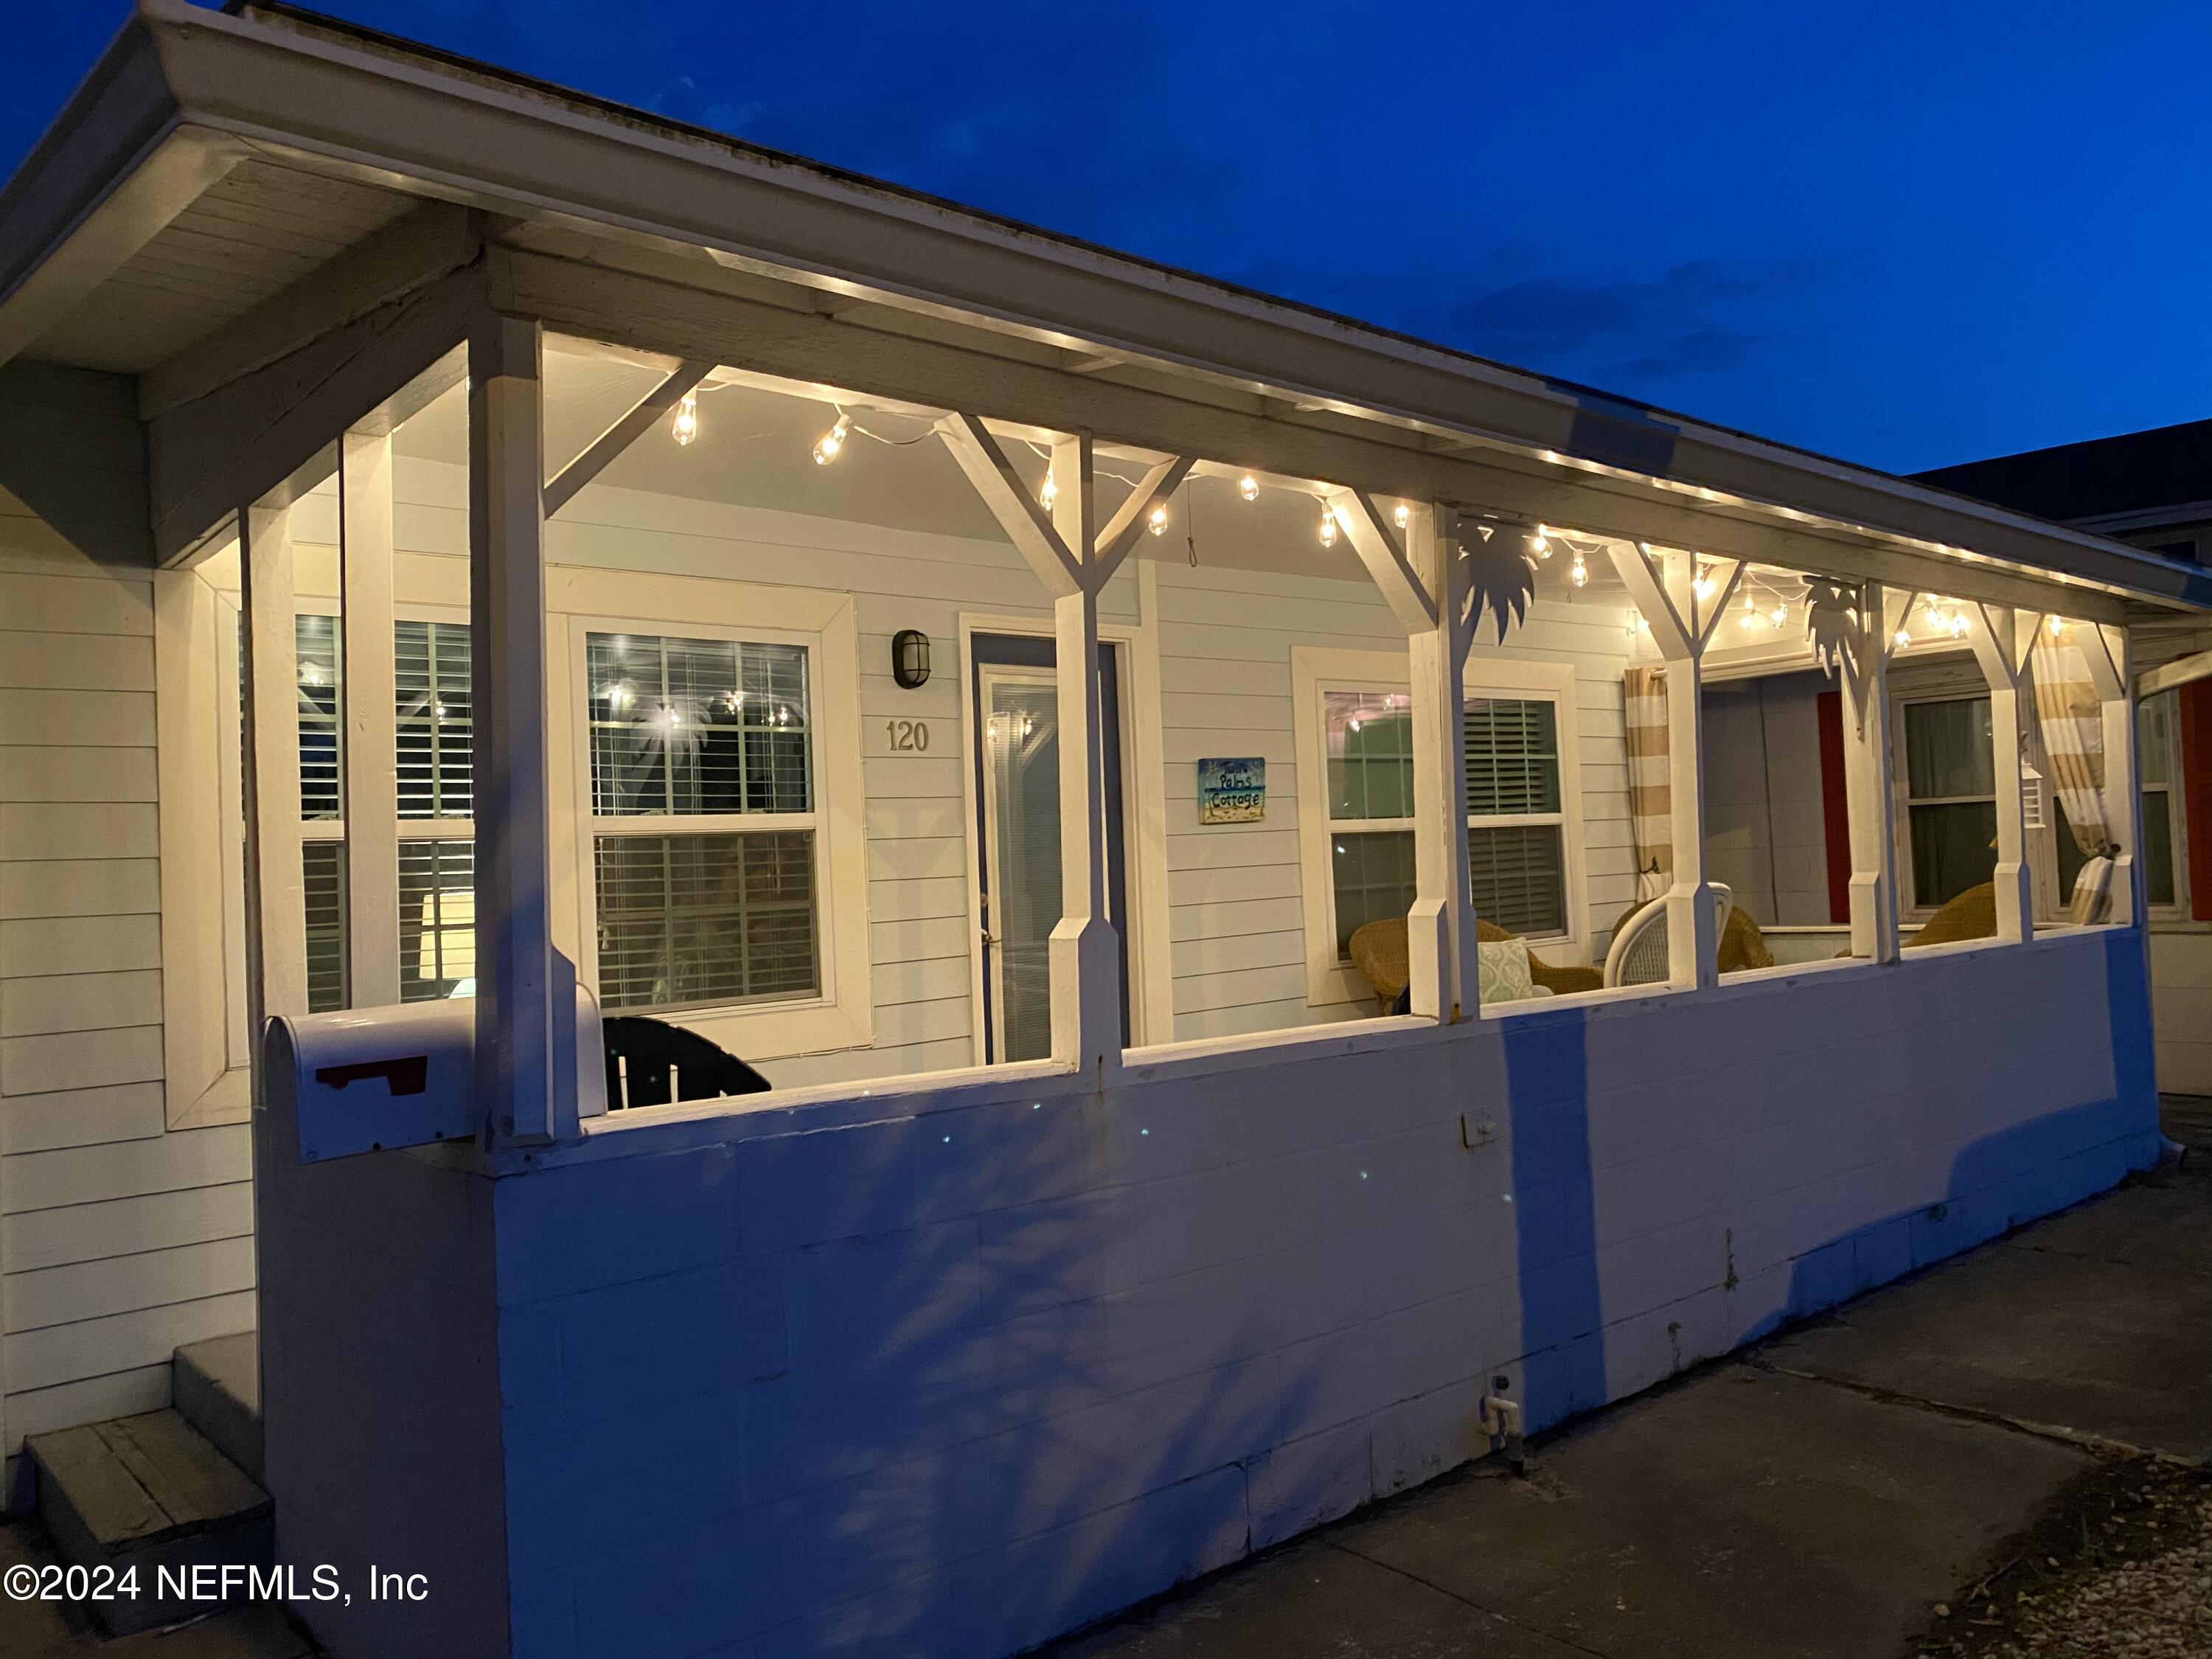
{"left": 4, "top": 0, "right": 2208, "bottom": 624}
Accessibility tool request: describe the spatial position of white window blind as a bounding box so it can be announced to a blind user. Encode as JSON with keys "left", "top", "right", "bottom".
{"left": 585, "top": 631, "right": 823, "bottom": 1012}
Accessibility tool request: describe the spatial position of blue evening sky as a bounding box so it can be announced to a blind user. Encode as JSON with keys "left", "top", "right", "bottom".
{"left": 7, "top": 2, "right": 2208, "bottom": 473}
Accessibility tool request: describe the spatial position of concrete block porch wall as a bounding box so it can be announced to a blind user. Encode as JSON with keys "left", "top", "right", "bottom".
{"left": 260, "top": 926, "right": 2160, "bottom": 1659}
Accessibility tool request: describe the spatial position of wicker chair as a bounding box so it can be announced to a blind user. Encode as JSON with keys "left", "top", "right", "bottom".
{"left": 1346, "top": 917, "right": 1601, "bottom": 1014}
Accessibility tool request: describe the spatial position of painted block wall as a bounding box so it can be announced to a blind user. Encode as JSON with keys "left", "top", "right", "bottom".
{"left": 0, "top": 366, "right": 256, "bottom": 1470}
{"left": 262, "top": 927, "right": 2158, "bottom": 1659}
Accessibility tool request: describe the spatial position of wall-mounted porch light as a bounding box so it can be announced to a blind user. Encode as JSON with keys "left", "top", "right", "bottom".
{"left": 891, "top": 629, "right": 932, "bottom": 689}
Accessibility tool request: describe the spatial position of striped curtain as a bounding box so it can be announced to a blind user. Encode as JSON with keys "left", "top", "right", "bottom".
{"left": 1624, "top": 666, "right": 1672, "bottom": 899}
{"left": 2029, "top": 639, "right": 2107, "bottom": 857}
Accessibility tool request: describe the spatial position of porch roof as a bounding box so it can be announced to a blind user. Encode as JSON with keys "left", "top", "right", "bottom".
{"left": 3, "top": 0, "right": 2208, "bottom": 619}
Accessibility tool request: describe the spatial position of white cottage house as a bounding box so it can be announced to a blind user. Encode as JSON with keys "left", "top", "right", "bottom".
{"left": 0, "top": 4, "right": 2205, "bottom": 1655}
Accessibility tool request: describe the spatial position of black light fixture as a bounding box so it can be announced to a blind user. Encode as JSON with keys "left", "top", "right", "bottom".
{"left": 891, "top": 629, "right": 931, "bottom": 689}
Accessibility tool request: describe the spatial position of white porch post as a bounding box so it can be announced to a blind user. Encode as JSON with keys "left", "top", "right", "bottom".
{"left": 1841, "top": 583, "right": 1906, "bottom": 962}
{"left": 340, "top": 428, "right": 402, "bottom": 1006}
{"left": 2081, "top": 622, "right": 2142, "bottom": 925}
{"left": 1608, "top": 543, "right": 1742, "bottom": 989}
{"left": 1046, "top": 434, "right": 1122, "bottom": 1073}
{"left": 469, "top": 313, "right": 577, "bottom": 1145}
{"left": 936, "top": 415, "right": 1189, "bottom": 1074}
{"left": 1964, "top": 603, "right": 2039, "bottom": 944}
{"left": 1333, "top": 494, "right": 1478, "bottom": 1018}
{"left": 240, "top": 503, "right": 307, "bottom": 1037}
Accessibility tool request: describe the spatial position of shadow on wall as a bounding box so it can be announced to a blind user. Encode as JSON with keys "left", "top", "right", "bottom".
{"left": 1500, "top": 1012, "right": 1607, "bottom": 1432}
{"left": 1496, "top": 928, "right": 2162, "bottom": 1438}
{"left": 1770, "top": 932, "right": 2162, "bottom": 1333}
{"left": 507, "top": 1079, "right": 1355, "bottom": 1659}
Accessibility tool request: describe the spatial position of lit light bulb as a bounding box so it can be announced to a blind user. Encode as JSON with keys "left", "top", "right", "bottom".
{"left": 1893, "top": 627, "right": 1913, "bottom": 652}
{"left": 671, "top": 391, "right": 699, "bottom": 448}
{"left": 1239, "top": 473, "right": 1259, "bottom": 503}
{"left": 1770, "top": 602, "right": 1788, "bottom": 627}
{"left": 2046, "top": 614, "right": 2065, "bottom": 637}
{"left": 1569, "top": 552, "right": 1588, "bottom": 588}
{"left": 1148, "top": 504, "right": 1169, "bottom": 537}
{"left": 1740, "top": 606, "right": 1759, "bottom": 630}
{"left": 1949, "top": 612, "right": 1969, "bottom": 639}
{"left": 813, "top": 414, "right": 849, "bottom": 465}
{"left": 1635, "top": 615, "right": 1651, "bottom": 633}
{"left": 1040, "top": 467, "right": 1057, "bottom": 510}
{"left": 1532, "top": 527, "right": 1551, "bottom": 557}
{"left": 1692, "top": 568, "right": 1716, "bottom": 602}
{"left": 1393, "top": 503, "right": 1411, "bottom": 530}
{"left": 1318, "top": 502, "right": 1339, "bottom": 548}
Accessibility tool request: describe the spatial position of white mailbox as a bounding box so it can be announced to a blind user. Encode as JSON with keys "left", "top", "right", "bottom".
{"left": 265, "top": 985, "right": 608, "bottom": 1163}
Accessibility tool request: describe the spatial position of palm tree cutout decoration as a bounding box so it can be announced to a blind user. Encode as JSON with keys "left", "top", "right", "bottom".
{"left": 1459, "top": 525, "right": 1540, "bottom": 644}
{"left": 1802, "top": 576, "right": 1868, "bottom": 727}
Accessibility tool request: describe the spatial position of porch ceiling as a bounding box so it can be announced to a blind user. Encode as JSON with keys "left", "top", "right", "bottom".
{"left": 1, "top": 0, "right": 2205, "bottom": 622}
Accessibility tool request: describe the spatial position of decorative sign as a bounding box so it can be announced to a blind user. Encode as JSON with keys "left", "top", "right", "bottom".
{"left": 1197, "top": 757, "right": 1266, "bottom": 824}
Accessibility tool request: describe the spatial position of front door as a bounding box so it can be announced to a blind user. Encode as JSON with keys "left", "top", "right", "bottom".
{"left": 971, "top": 633, "right": 1133, "bottom": 1062}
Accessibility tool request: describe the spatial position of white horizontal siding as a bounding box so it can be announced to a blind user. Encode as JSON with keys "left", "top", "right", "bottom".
{"left": 1150, "top": 562, "right": 1640, "bottom": 1037}
{"left": 0, "top": 371, "right": 254, "bottom": 1455}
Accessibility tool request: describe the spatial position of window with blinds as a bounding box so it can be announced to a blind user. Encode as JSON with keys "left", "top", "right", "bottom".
{"left": 585, "top": 632, "right": 822, "bottom": 1012}
{"left": 1464, "top": 698, "right": 1566, "bottom": 936}
{"left": 1321, "top": 687, "right": 1571, "bottom": 957}
{"left": 302, "top": 840, "right": 348, "bottom": 1013}
{"left": 288, "top": 615, "right": 481, "bottom": 1009}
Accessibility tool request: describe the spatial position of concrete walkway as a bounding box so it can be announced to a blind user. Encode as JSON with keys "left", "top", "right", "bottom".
{"left": 1054, "top": 1112, "right": 2212, "bottom": 1659}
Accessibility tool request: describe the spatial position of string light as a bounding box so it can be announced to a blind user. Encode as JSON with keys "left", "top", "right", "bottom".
{"left": 1692, "top": 566, "right": 1716, "bottom": 602}
{"left": 1239, "top": 473, "right": 1259, "bottom": 503}
{"left": 1569, "top": 550, "right": 1588, "bottom": 588}
{"left": 671, "top": 391, "right": 699, "bottom": 448}
{"left": 1770, "top": 600, "right": 1789, "bottom": 627}
{"left": 1893, "top": 627, "right": 1913, "bottom": 653}
{"left": 1147, "top": 504, "right": 1169, "bottom": 537}
{"left": 2046, "top": 614, "right": 2065, "bottom": 637}
{"left": 1318, "top": 501, "right": 1339, "bottom": 548}
{"left": 813, "top": 414, "right": 849, "bottom": 466}
{"left": 1739, "top": 594, "right": 1759, "bottom": 630}
{"left": 1393, "top": 503, "right": 1411, "bottom": 530}
{"left": 1040, "top": 467, "right": 1057, "bottom": 511}
{"left": 1532, "top": 527, "right": 1551, "bottom": 557}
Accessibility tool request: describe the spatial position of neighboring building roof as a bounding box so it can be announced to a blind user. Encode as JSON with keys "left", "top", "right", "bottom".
{"left": 1914, "top": 420, "right": 2212, "bottom": 529}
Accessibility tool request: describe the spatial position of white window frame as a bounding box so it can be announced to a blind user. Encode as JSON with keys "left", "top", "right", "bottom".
{"left": 155, "top": 568, "right": 252, "bottom": 1128}
{"left": 1888, "top": 655, "right": 2071, "bottom": 921}
{"left": 2135, "top": 687, "right": 2190, "bottom": 920}
{"left": 1291, "top": 645, "right": 1587, "bottom": 1008}
{"left": 548, "top": 567, "right": 872, "bottom": 1062}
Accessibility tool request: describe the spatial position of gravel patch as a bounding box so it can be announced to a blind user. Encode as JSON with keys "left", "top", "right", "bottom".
{"left": 1914, "top": 1456, "right": 2212, "bottom": 1658}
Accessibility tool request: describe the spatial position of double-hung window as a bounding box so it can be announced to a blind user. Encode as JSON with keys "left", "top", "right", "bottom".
{"left": 1898, "top": 694, "right": 1997, "bottom": 911}
{"left": 582, "top": 629, "right": 823, "bottom": 1012}
{"left": 2135, "top": 689, "right": 2183, "bottom": 911}
{"left": 394, "top": 617, "right": 476, "bottom": 1000}
{"left": 1297, "top": 648, "right": 1582, "bottom": 1006}
{"left": 291, "top": 613, "right": 478, "bottom": 1011}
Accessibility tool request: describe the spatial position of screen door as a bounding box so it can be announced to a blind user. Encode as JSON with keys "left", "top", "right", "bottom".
{"left": 971, "top": 633, "right": 1132, "bottom": 1062}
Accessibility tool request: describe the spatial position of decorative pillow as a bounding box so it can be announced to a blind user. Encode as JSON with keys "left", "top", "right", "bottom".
{"left": 1477, "top": 936, "right": 1539, "bottom": 1004}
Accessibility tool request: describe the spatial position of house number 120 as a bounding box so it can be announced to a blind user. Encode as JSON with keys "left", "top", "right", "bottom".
{"left": 886, "top": 720, "right": 931, "bottom": 752}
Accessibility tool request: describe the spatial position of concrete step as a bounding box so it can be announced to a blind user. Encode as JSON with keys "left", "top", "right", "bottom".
{"left": 24, "top": 1411, "right": 271, "bottom": 1638}
{"left": 173, "top": 1332, "right": 261, "bottom": 1484}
